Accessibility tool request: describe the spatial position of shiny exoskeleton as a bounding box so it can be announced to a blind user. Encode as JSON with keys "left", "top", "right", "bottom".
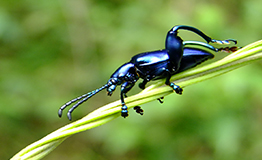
{"left": 58, "top": 25, "right": 237, "bottom": 120}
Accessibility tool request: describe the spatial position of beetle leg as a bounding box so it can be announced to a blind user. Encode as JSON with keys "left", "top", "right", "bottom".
{"left": 120, "top": 82, "right": 135, "bottom": 118}
{"left": 211, "top": 39, "right": 237, "bottom": 45}
{"left": 171, "top": 25, "right": 213, "bottom": 43}
{"left": 165, "top": 72, "right": 183, "bottom": 95}
{"left": 134, "top": 106, "right": 144, "bottom": 115}
{"left": 169, "top": 82, "right": 183, "bottom": 95}
{"left": 183, "top": 41, "right": 217, "bottom": 52}
{"left": 183, "top": 41, "right": 238, "bottom": 53}
{"left": 171, "top": 25, "right": 237, "bottom": 45}
{"left": 139, "top": 79, "right": 148, "bottom": 89}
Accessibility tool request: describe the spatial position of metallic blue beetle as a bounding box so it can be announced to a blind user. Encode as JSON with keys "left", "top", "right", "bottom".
{"left": 58, "top": 25, "right": 237, "bottom": 120}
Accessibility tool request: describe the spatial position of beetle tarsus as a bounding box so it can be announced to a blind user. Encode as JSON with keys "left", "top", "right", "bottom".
{"left": 121, "top": 105, "right": 129, "bottom": 118}
{"left": 157, "top": 97, "right": 164, "bottom": 104}
{"left": 169, "top": 82, "right": 183, "bottom": 95}
{"left": 134, "top": 106, "right": 144, "bottom": 115}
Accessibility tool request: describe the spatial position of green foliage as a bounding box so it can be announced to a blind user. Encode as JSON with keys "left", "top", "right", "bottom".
{"left": 2, "top": 0, "right": 262, "bottom": 159}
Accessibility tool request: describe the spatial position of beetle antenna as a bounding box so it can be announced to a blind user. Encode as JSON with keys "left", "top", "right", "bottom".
{"left": 58, "top": 83, "right": 109, "bottom": 120}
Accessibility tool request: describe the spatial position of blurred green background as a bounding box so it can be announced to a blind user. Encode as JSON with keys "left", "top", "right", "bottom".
{"left": 1, "top": 0, "right": 262, "bottom": 159}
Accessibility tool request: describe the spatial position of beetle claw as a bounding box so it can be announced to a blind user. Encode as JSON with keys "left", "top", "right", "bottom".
{"left": 157, "top": 97, "right": 164, "bottom": 104}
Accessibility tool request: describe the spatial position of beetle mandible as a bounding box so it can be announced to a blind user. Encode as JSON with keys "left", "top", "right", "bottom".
{"left": 58, "top": 25, "right": 237, "bottom": 120}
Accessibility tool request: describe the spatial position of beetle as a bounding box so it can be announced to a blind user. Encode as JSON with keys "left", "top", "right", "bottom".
{"left": 58, "top": 25, "right": 237, "bottom": 120}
